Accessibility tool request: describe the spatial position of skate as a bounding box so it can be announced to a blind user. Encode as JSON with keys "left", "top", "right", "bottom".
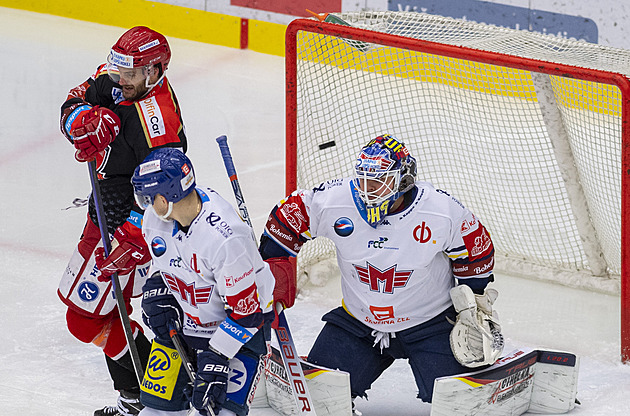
{"left": 94, "top": 390, "right": 143, "bottom": 416}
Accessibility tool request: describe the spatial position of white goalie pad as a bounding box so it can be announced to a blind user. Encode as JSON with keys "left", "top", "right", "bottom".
{"left": 260, "top": 345, "right": 353, "bottom": 416}
{"left": 431, "top": 348, "right": 580, "bottom": 416}
{"left": 450, "top": 285, "right": 504, "bottom": 367}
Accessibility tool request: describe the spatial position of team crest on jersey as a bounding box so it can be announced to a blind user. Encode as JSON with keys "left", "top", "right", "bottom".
{"left": 334, "top": 217, "right": 354, "bottom": 237}
{"left": 354, "top": 262, "right": 413, "bottom": 294}
{"left": 162, "top": 272, "right": 212, "bottom": 308}
{"left": 151, "top": 236, "right": 167, "bottom": 257}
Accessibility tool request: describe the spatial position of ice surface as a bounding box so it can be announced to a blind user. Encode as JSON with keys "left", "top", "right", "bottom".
{"left": 0, "top": 7, "right": 628, "bottom": 415}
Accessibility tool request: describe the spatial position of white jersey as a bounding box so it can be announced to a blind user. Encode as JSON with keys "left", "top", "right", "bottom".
{"left": 265, "top": 178, "right": 494, "bottom": 333}
{"left": 142, "top": 187, "right": 275, "bottom": 357}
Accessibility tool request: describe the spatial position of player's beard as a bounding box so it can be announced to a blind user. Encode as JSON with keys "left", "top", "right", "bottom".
{"left": 122, "top": 82, "right": 149, "bottom": 101}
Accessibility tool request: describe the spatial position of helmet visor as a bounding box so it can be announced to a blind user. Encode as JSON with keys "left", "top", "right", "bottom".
{"left": 106, "top": 63, "right": 151, "bottom": 85}
{"left": 134, "top": 192, "right": 153, "bottom": 210}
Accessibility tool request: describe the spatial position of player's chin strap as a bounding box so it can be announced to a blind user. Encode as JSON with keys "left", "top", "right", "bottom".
{"left": 157, "top": 201, "right": 173, "bottom": 222}
{"left": 139, "top": 72, "right": 166, "bottom": 99}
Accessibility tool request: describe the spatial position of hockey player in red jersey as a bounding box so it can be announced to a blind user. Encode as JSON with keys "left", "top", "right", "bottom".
{"left": 259, "top": 134, "right": 504, "bottom": 412}
{"left": 57, "top": 26, "right": 187, "bottom": 416}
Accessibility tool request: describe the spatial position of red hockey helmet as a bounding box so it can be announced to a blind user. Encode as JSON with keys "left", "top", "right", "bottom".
{"left": 108, "top": 26, "right": 171, "bottom": 71}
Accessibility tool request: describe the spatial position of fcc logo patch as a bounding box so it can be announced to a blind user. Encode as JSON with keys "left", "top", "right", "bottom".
{"left": 334, "top": 217, "right": 354, "bottom": 237}
{"left": 151, "top": 236, "right": 167, "bottom": 257}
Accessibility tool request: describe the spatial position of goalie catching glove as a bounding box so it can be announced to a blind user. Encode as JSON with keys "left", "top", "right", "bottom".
{"left": 449, "top": 284, "right": 504, "bottom": 368}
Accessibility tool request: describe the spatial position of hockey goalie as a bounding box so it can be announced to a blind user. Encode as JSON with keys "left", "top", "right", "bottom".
{"left": 255, "top": 134, "right": 579, "bottom": 416}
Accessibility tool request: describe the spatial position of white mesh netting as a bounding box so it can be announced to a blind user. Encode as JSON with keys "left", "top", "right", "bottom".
{"left": 288, "top": 11, "right": 629, "bottom": 294}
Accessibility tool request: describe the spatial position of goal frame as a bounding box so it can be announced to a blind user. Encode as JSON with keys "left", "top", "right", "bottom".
{"left": 285, "top": 18, "right": 630, "bottom": 362}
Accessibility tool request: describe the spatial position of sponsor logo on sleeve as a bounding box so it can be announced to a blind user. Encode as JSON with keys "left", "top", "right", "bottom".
{"left": 463, "top": 227, "right": 493, "bottom": 259}
{"left": 226, "top": 284, "right": 260, "bottom": 317}
{"left": 139, "top": 96, "right": 166, "bottom": 138}
{"left": 280, "top": 201, "right": 308, "bottom": 234}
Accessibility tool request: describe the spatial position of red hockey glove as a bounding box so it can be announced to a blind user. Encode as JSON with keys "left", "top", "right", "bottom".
{"left": 70, "top": 105, "right": 120, "bottom": 162}
{"left": 266, "top": 257, "right": 297, "bottom": 309}
{"left": 95, "top": 226, "right": 149, "bottom": 281}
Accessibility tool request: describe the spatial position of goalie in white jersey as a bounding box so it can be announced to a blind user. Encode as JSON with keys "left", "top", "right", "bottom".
{"left": 260, "top": 134, "right": 504, "bottom": 407}
{"left": 115, "top": 148, "right": 275, "bottom": 416}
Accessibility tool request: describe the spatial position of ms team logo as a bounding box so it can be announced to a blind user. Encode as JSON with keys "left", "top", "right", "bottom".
{"left": 334, "top": 217, "right": 354, "bottom": 237}
{"left": 162, "top": 272, "right": 212, "bottom": 308}
{"left": 355, "top": 262, "right": 413, "bottom": 294}
{"left": 151, "top": 236, "right": 167, "bottom": 257}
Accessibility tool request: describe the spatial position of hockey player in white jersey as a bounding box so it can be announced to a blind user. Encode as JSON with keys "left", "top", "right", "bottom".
{"left": 259, "top": 134, "right": 504, "bottom": 409}
{"left": 106, "top": 148, "right": 275, "bottom": 416}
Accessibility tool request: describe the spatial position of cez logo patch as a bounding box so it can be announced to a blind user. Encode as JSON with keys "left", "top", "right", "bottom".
{"left": 151, "top": 236, "right": 167, "bottom": 257}
{"left": 334, "top": 217, "right": 354, "bottom": 237}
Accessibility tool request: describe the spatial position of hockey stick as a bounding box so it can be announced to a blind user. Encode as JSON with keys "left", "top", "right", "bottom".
{"left": 215, "top": 135, "right": 317, "bottom": 415}
{"left": 168, "top": 321, "right": 217, "bottom": 416}
{"left": 87, "top": 160, "right": 144, "bottom": 384}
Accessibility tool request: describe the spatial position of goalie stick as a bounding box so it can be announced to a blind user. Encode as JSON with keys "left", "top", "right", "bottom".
{"left": 215, "top": 135, "right": 317, "bottom": 415}
{"left": 87, "top": 160, "right": 144, "bottom": 384}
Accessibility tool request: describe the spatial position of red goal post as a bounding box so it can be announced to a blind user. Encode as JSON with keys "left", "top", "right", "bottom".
{"left": 285, "top": 11, "right": 630, "bottom": 362}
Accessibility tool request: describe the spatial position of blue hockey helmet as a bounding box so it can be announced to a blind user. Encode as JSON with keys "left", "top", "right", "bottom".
{"left": 132, "top": 147, "right": 195, "bottom": 210}
{"left": 354, "top": 134, "right": 417, "bottom": 226}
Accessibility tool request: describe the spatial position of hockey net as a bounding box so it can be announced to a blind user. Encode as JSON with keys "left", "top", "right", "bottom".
{"left": 285, "top": 11, "right": 630, "bottom": 361}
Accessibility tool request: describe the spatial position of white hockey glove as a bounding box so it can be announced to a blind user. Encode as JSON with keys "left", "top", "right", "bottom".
{"left": 449, "top": 285, "right": 504, "bottom": 368}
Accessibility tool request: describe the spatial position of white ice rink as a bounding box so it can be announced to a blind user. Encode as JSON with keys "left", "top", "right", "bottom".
{"left": 1, "top": 7, "right": 629, "bottom": 415}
